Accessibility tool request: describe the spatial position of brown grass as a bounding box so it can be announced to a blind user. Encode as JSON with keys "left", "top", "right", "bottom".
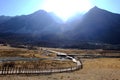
{"left": 0, "top": 58, "right": 119, "bottom": 80}
{"left": 0, "top": 46, "right": 120, "bottom": 80}
{"left": 83, "top": 58, "right": 120, "bottom": 69}
{"left": 0, "top": 46, "right": 76, "bottom": 70}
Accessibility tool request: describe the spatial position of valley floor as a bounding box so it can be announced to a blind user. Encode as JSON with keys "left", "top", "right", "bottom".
{"left": 0, "top": 58, "right": 120, "bottom": 80}
{"left": 0, "top": 46, "right": 120, "bottom": 80}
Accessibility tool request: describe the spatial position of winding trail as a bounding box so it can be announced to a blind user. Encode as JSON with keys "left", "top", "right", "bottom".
{"left": 46, "top": 49, "right": 82, "bottom": 69}
{"left": 0, "top": 49, "right": 82, "bottom": 75}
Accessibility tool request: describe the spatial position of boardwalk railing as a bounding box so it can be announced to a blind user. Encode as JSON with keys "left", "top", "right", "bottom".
{"left": 0, "top": 64, "right": 82, "bottom": 75}
{"left": 0, "top": 49, "right": 83, "bottom": 75}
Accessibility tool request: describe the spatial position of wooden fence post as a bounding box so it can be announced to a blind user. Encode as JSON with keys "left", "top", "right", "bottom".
{"left": 6, "top": 67, "right": 8, "bottom": 74}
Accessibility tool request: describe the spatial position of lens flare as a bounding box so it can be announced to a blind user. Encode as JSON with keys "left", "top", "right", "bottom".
{"left": 42, "top": 0, "right": 94, "bottom": 21}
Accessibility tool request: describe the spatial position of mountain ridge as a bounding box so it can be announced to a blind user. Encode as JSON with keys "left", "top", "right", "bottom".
{"left": 0, "top": 7, "right": 120, "bottom": 49}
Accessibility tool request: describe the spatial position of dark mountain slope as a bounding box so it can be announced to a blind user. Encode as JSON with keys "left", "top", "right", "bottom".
{"left": 0, "top": 16, "right": 11, "bottom": 24}
{"left": 0, "top": 10, "right": 61, "bottom": 34}
{"left": 69, "top": 7, "right": 120, "bottom": 44}
{"left": 0, "top": 7, "right": 120, "bottom": 49}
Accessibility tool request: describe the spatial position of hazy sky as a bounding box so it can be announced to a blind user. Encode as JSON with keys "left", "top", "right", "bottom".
{"left": 94, "top": 0, "right": 120, "bottom": 14}
{"left": 0, "top": 0, "right": 120, "bottom": 16}
{"left": 0, "top": 0, "right": 44, "bottom": 16}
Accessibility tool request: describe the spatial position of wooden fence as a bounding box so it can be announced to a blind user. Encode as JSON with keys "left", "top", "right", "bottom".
{"left": 0, "top": 64, "right": 82, "bottom": 75}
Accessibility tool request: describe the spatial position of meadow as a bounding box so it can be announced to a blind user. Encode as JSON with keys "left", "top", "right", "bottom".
{"left": 0, "top": 45, "right": 119, "bottom": 80}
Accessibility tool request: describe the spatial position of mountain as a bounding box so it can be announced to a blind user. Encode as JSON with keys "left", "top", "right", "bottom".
{"left": 0, "top": 10, "right": 63, "bottom": 46}
{"left": 0, "top": 10, "right": 61, "bottom": 34}
{"left": 0, "top": 16, "right": 11, "bottom": 24}
{"left": 0, "top": 7, "right": 120, "bottom": 49}
{"left": 69, "top": 6, "right": 120, "bottom": 44}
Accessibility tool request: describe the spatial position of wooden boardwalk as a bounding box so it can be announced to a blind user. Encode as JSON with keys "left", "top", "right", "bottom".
{"left": 0, "top": 50, "right": 83, "bottom": 75}
{"left": 0, "top": 65, "right": 81, "bottom": 75}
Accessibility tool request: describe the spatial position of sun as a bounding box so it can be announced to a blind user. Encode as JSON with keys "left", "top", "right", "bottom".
{"left": 42, "top": 0, "right": 94, "bottom": 21}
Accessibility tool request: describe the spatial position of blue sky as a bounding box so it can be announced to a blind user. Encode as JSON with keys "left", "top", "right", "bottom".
{"left": 0, "top": 0, "right": 120, "bottom": 16}
{"left": 94, "top": 0, "right": 120, "bottom": 14}
{"left": 0, "top": 0, "right": 44, "bottom": 16}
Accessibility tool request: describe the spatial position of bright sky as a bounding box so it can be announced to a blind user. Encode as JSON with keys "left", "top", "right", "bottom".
{"left": 41, "top": 0, "right": 94, "bottom": 21}
{"left": 0, "top": 0, "right": 120, "bottom": 21}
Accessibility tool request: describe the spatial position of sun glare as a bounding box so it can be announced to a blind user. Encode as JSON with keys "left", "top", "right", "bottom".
{"left": 42, "top": 0, "right": 94, "bottom": 21}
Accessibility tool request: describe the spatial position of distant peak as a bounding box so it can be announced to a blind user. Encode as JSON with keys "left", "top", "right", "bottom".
{"left": 88, "top": 6, "right": 108, "bottom": 13}
{"left": 89, "top": 6, "right": 118, "bottom": 15}
{"left": 32, "top": 10, "right": 48, "bottom": 15}
{"left": 93, "top": 6, "right": 99, "bottom": 9}
{"left": 90, "top": 6, "right": 101, "bottom": 10}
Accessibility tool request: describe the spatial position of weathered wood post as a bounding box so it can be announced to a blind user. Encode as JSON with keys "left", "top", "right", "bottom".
{"left": 4, "top": 67, "right": 6, "bottom": 74}
{"left": 9, "top": 68, "right": 12, "bottom": 74}
{"left": 0, "top": 66, "right": 1, "bottom": 75}
{"left": 9, "top": 67, "right": 11, "bottom": 74}
{"left": 18, "top": 67, "right": 20, "bottom": 74}
{"left": 5, "top": 67, "right": 8, "bottom": 74}
{"left": 1, "top": 67, "right": 3, "bottom": 75}
{"left": 21, "top": 67, "right": 23, "bottom": 74}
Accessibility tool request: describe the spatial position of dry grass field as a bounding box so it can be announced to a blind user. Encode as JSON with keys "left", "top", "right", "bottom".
{"left": 0, "top": 46, "right": 120, "bottom": 80}
{"left": 0, "top": 46, "right": 45, "bottom": 58}
{"left": 0, "top": 45, "right": 76, "bottom": 71}
{"left": 0, "top": 58, "right": 119, "bottom": 80}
